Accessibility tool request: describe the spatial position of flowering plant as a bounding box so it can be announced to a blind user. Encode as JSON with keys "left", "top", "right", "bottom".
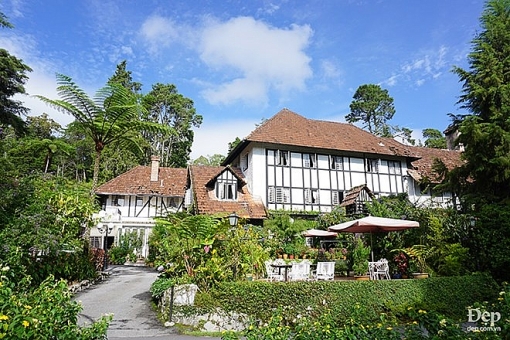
{"left": 394, "top": 252, "right": 408, "bottom": 275}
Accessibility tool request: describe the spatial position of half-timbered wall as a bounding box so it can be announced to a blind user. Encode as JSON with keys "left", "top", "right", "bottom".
{"left": 246, "top": 148, "right": 407, "bottom": 212}
{"left": 104, "top": 194, "right": 183, "bottom": 218}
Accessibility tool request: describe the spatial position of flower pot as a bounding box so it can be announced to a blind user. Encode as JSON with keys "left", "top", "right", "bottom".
{"left": 412, "top": 273, "right": 429, "bottom": 279}
{"left": 283, "top": 254, "right": 288, "bottom": 260}
{"left": 289, "top": 254, "right": 295, "bottom": 260}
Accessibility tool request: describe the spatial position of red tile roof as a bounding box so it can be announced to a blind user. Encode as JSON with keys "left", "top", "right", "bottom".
{"left": 189, "top": 165, "right": 267, "bottom": 220}
{"left": 95, "top": 166, "right": 187, "bottom": 196}
{"left": 407, "top": 146, "right": 463, "bottom": 183}
{"left": 243, "top": 108, "right": 419, "bottom": 158}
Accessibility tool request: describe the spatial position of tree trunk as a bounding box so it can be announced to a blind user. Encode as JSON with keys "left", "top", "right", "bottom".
{"left": 92, "top": 149, "right": 101, "bottom": 193}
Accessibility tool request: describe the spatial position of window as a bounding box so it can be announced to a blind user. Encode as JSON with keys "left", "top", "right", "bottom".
{"left": 303, "top": 154, "right": 316, "bottom": 168}
{"left": 90, "top": 236, "right": 101, "bottom": 249}
{"left": 305, "top": 189, "right": 319, "bottom": 204}
{"left": 136, "top": 196, "right": 144, "bottom": 206}
{"left": 275, "top": 150, "right": 289, "bottom": 166}
{"left": 366, "top": 158, "right": 379, "bottom": 173}
{"left": 218, "top": 183, "right": 237, "bottom": 200}
{"left": 388, "top": 161, "right": 401, "bottom": 175}
{"left": 112, "top": 195, "right": 124, "bottom": 206}
{"left": 268, "top": 187, "right": 290, "bottom": 203}
{"left": 332, "top": 191, "right": 344, "bottom": 205}
{"left": 330, "top": 156, "right": 343, "bottom": 170}
{"left": 216, "top": 175, "right": 237, "bottom": 201}
{"left": 241, "top": 154, "right": 249, "bottom": 171}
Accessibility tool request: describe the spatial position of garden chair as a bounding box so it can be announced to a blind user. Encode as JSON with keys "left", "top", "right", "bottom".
{"left": 312, "top": 261, "right": 335, "bottom": 280}
{"left": 289, "top": 262, "right": 311, "bottom": 281}
{"left": 374, "top": 259, "right": 391, "bottom": 280}
{"left": 368, "top": 261, "right": 378, "bottom": 280}
{"left": 264, "top": 260, "right": 284, "bottom": 282}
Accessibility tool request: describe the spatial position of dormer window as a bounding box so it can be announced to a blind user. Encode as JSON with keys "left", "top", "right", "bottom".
{"left": 216, "top": 177, "right": 238, "bottom": 201}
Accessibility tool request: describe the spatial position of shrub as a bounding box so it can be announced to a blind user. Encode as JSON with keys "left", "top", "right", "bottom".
{"left": 0, "top": 266, "right": 111, "bottom": 339}
{"left": 201, "top": 274, "right": 498, "bottom": 327}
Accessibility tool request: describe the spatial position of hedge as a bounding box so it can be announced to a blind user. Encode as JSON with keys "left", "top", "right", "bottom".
{"left": 194, "top": 274, "right": 498, "bottom": 325}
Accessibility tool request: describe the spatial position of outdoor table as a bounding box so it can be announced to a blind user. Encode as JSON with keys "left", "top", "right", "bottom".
{"left": 271, "top": 263, "right": 292, "bottom": 282}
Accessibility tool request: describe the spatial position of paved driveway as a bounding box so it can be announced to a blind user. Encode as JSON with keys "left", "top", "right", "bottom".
{"left": 75, "top": 265, "right": 220, "bottom": 340}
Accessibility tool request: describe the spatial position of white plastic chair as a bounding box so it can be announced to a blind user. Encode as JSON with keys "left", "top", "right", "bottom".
{"left": 265, "top": 260, "right": 284, "bottom": 282}
{"left": 374, "top": 259, "right": 391, "bottom": 280}
{"left": 289, "top": 262, "right": 311, "bottom": 281}
{"left": 312, "top": 262, "right": 335, "bottom": 281}
{"left": 368, "top": 262, "right": 378, "bottom": 280}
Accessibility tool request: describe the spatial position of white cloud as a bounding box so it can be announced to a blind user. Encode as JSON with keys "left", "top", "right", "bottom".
{"left": 198, "top": 16, "right": 313, "bottom": 105}
{"left": 190, "top": 118, "right": 259, "bottom": 159}
{"left": 139, "top": 15, "right": 180, "bottom": 54}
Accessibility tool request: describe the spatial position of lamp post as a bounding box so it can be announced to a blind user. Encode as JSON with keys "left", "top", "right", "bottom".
{"left": 228, "top": 212, "right": 239, "bottom": 228}
{"left": 98, "top": 222, "right": 113, "bottom": 270}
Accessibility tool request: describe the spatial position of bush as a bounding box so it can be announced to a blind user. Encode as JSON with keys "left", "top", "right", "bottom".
{"left": 201, "top": 274, "right": 498, "bottom": 326}
{"left": 0, "top": 267, "right": 111, "bottom": 339}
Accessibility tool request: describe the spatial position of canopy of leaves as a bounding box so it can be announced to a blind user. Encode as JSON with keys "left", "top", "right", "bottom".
{"left": 36, "top": 74, "right": 170, "bottom": 189}
{"left": 346, "top": 84, "right": 396, "bottom": 137}
{"left": 0, "top": 48, "right": 32, "bottom": 135}
{"left": 452, "top": 0, "right": 510, "bottom": 204}
{"left": 422, "top": 128, "right": 447, "bottom": 149}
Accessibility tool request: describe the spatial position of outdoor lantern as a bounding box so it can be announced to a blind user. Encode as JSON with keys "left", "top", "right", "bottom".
{"left": 228, "top": 212, "right": 239, "bottom": 227}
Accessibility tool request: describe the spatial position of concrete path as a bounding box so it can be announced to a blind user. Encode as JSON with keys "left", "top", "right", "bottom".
{"left": 74, "top": 265, "right": 220, "bottom": 340}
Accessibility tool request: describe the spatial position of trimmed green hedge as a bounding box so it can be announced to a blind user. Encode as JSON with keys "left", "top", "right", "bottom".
{"left": 195, "top": 274, "right": 498, "bottom": 325}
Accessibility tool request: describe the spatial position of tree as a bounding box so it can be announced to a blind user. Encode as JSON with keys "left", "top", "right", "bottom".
{"left": 108, "top": 60, "right": 142, "bottom": 94}
{"left": 142, "top": 83, "right": 202, "bottom": 167}
{"left": 192, "top": 154, "right": 225, "bottom": 166}
{"left": 346, "top": 84, "right": 396, "bottom": 136}
{"left": 422, "top": 128, "right": 446, "bottom": 149}
{"left": 228, "top": 137, "right": 242, "bottom": 153}
{"left": 452, "top": 0, "right": 510, "bottom": 203}
{"left": 0, "top": 12, "right": 32, "bottom": 135}
{"left": 35, "top": 74, "right": 169, "bottom": 190}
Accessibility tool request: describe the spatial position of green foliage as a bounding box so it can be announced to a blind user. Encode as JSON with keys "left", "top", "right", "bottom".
{"left": 149, "top": 213, "right": 270, "bottom": 291}
{"left": 0, "top": 48, "right": 32, "bottom": 136}
{"left": 452, "top": 0, "right": 510, "bottom": 204}
{"left": 346, "top": 83, "right": 395, "bottom": 137}
{"left": 141, "top": 82, "right": 203, "bottom": 168}
{"left": 36, "top": 73, "right": 170, "bottom": 190}
{"left": 0, "top": 175, "right": 98, "bottom": 285}
{"left": 422, "top": 128, "right": 447, "bottom": 149}
{"left": 352, "top": 238, "right": 370, "bottom": 276}
{"left": 108, "top": 230, "right": 143, "bottom": 265}
{"left": 0, "top": 267, "right": 111, "bottom": 339}
{"left": 204, "top": 274, "right": 497, "bottom": 329}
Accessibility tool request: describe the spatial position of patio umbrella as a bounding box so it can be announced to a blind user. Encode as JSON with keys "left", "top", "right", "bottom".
{"left": 302, "top": 229, "right": 338, "bottom": 237}
{"left": 328, "top": 216, "right": 419, "bottom": 261}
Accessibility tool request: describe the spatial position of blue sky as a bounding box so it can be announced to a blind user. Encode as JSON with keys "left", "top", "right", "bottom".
{"left": 1, "top": 0, "right": 485, "bottom": 159}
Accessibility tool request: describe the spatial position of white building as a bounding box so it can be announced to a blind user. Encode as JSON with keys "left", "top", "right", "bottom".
{"left": 92, "top": 108, "right": 462, "bottom": 257}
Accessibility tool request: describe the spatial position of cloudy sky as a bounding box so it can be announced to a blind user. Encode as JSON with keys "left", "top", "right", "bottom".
{"left": 1, "top": 0, "right": 485, "bottom": 159}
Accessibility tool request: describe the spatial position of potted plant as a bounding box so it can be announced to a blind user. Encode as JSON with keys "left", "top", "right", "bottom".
{"left": 405, "top": 245, "right": 432, "bottom": 279}
{"left": 393, "top": 252, "right": 409, "bottom": 279}
{"left": 352, "top": 238, "right": 371, "bottom": 280}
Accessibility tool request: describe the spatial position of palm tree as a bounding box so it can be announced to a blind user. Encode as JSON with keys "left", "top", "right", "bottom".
{"left": 36, "top": 74, "right": 168, "bottom": 191}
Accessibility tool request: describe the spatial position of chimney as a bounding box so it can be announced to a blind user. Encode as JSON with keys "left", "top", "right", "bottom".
{"left": 150, "top": 156, "right": 160, "bottom": 182}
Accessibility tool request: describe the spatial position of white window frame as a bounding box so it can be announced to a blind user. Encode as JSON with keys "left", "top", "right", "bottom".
{"left": 276, "top": 150, "right": 289, "bottom": 166}
{"left": 269, "top": 186, "right": 290, "bottom": 203}
{"left": 366, "top": 158, "right": 380, "bottom": 173}
{"left": 303, "top": 153, "right": 316, "bottom": 168}
{"left": 330, "top": 156, "right": 343, "bottom": 170}
{"left": 305, "top": 189, "right": 319, "bottom": 204}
